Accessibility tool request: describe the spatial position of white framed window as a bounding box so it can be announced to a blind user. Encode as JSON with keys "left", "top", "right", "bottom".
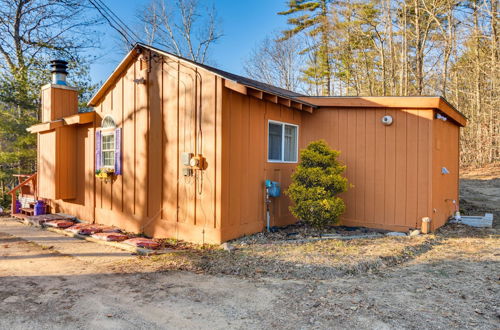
{"left": 102, "top": 115, "right": 116, "bottom": 129}
{"left": 101, "top": 132, "right": 115, "bottom": 168}
{"left": 268, "top": 120, "right": 298, "bottom": 163}
{"left": 101, "top": 115, "right": 116, "bottom": 168}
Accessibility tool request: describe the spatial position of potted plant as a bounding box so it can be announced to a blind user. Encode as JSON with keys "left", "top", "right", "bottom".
{"left": 95, "top": 168, "right": 115, "bottom": 183}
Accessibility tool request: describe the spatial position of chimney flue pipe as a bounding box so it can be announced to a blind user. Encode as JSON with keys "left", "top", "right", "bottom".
{"left": 50, "top": 60, "right": 68, "bottom": 85}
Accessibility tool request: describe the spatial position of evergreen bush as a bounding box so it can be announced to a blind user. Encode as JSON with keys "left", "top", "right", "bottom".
{"left": 286, "top": 140, "right": 348, "bottom": 229}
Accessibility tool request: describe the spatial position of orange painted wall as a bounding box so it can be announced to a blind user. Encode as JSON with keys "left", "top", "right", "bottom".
{"left": 48, "top": 51, "right": 224, "bottom": 244}
{"left": 41, "top": 85, "right": 78, "bottom": 122}
{"left": 300, "top": 107, "right": 434, "bottom": 231}
{"left": 37, "top": 51, "right": 462, "bottom": 243}
{"left": 38, "top": 130, "right": 56, "bottom": 199}
{"left": 38, "top": 85, "right": 80, "bottom": 202}
{"left": 38, "top": 127, "right": 78, "bottom": 201}
{"left": 47, "top": 124, "right": 94, "bottom": 220}
{"left": 220, "top": 90, "right": 302, "bottom": 241}
{"left": 431, "top": 114, "right": 460, "bottom": 230}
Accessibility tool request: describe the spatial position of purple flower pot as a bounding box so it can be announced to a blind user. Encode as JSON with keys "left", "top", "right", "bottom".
{"left": 15, "top": 200, "right": 21, "bottom": 214}
{"left": 34, "top": 200, "right": 45, "bottom": 216}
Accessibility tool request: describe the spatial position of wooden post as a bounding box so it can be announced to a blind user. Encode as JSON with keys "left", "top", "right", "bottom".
{"left": 10, "top": 192, "right": 16, "bottom": 215}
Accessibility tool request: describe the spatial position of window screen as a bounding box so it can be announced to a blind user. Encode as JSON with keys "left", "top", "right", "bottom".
{"left": 268, "top": 123, "right": 282, "bottom": 161}
{"left": 268, "top": 121, "right": 298, "bottom": 162}
{"left": 284, "top": 125, "right": 298, "bottom": 162}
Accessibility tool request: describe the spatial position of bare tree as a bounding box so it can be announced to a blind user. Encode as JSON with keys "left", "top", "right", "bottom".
{"left": 268, "top": 0, "right": 498, "bottom": 166}
{"left": 139, "top": 0, "right": 222, "bottom": 63}
{"left": 0, "top": 0, "right": 99, "bottom": 90}
{"left": 243, "top": 34, "right": 306, "bottom": 92}
{"left": 0, "top": 0, "right": 100, "bottom": 202}
{"left": 421, "top": 0, "right": 457, "bottom": 97}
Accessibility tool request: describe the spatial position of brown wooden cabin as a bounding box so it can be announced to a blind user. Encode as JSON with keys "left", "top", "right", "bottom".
{"left": 20, "top": 43, "right": 466, "bottom": 244}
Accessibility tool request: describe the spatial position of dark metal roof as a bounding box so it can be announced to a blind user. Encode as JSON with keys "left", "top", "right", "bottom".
{"left": 138, "top": 43, "right": 305, "bottom": 99}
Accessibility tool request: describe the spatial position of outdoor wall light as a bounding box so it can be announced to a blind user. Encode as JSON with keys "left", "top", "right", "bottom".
{"left": 381, "top": 115, "right": 393, "bottom": 126}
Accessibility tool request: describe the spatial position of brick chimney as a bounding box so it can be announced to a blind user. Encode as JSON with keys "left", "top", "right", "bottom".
{"left": 41, "top": 60, "right": 79, "bottom": 122}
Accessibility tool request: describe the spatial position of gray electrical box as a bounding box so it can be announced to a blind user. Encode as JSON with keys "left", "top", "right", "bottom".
{"left": 181, "top": 152, "right": 193, "bottom": 166}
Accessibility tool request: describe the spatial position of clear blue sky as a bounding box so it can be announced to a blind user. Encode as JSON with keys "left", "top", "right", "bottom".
{"left": 89, "top": 0, "right": 290, "bottom": 85}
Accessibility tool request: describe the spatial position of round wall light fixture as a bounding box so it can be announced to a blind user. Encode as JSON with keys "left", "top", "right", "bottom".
{"left": 381, "top": 115, "right": 393, "bottom": 126}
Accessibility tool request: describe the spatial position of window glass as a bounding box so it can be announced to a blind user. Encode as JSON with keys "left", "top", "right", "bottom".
{"left": 284, "top": 124, "right": 298, "bottom": 162}
{"left": 268, "top": 121, "right": 298, "bottom": 162}
{"left": 102, "top": 133, "right": 115, "bottom": 167}
{"left": 102, "top": 115, "right": 116, "bottom": 129}
{"left": 268, "top": 123, "right": 282, "bottom": 161}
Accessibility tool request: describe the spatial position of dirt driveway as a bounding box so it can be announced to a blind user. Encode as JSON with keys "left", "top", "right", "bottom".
{"left": 0, "top": 165, "right": 499, "bottom": 329}
{"left": 1, "top": 218, "right": 498, "bottom": 330}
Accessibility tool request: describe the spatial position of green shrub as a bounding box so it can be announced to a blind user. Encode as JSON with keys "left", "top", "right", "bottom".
{"left": 0, "top": 194, "right": 11, "bottom": 210}
{"left": 286, "top": 140, "right": 348, "bottom": 229}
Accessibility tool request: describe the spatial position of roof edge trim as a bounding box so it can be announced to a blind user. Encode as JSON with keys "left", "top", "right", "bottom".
{"left": 87, "top": 47, "right": 139, "bottom": 106}
{"left": 297, "top": 96, "right": 466, "bottom": 127}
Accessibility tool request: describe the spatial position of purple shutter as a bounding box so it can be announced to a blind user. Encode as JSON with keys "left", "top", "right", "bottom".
{"left": 114, "top": 128, "right": 122, "bottom": 174}
{"left": 95, "top": 130, "right": 101, "bottom": 169}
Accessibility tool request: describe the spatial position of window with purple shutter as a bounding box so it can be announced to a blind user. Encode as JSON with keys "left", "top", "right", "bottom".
{"left": 114, "top": 128, "right": 122, "bottom": 174}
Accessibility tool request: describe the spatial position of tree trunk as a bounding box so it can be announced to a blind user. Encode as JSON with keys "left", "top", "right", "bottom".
{"left": 489, "top": 0, "right": 498, "bottom": 163}
{"left": 441, "top": 3, "right": 454, "bottom": 97}
{"left": 386, "top": 0, "right": 397, "bottom": 95}
{"left": 414, "top": 0, "right": 424, "bottom": 95}
{"left": 400, "top": 2, "right": 408, "bottom": 96}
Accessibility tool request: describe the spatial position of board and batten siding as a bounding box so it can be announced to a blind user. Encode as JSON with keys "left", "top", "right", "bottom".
{"left": 300, "top": 107, "right": 434, "bottom": 231}
{"left": 220, "top": 89, "right": 303, "bottom": 242}
{"left": 431, "top": 115, "right": 460, "bottom": 230}
{"left": 40, "top": 124, "right": 95, "bottom": 221}
{"left": 37, "top": 130, "right": 56, "bottom": 199}
{"left": 93, "top": 52, "right": 223, "bottom": 243}
{"left": 41, "top": 85, "right": 78, "bottom": 122}
{"left": 53, "top": 126, "right": 77, "bottom": 199}
{"left": 49, "top": 52, "right": 223, "bottom": 244}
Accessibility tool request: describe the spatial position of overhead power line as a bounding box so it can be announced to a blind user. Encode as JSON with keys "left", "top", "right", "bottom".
{"left": 88, "top": 0, "right": 140, "bottom": 48}
{"left": 93, "top": 0, "right": 141, "bottom": 42}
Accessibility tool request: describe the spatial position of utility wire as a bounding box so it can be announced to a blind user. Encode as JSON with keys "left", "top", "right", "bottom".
{"left": 89, "top": 0, "right": 132, "bottom": 44}
{"left": 92, "top": 0, "right": 134, "bottom": 40}
{"left": 93, "top": 0, "right": 136, "bottom": 43}
{"left": 93, "top": 0, "right": 142, "bottom": 42}
{"left": 88, "top": 0, "right": 137, "bottom": 47}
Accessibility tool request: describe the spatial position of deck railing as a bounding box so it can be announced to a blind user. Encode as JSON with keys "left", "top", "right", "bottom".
{"left": 8, "top": 173, "right": 37, "bottom": 215}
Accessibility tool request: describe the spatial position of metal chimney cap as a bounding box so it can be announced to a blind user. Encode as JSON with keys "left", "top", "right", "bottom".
{"left": 50, "top": 59, "right": 68, "bottom": 74}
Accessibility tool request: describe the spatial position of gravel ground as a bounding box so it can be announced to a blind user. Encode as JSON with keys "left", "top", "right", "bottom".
{"left": 0, "top": 164, "right": 498, "bottom": 329}
{"left": 1, "top": 219, "right": 498, "bottom": 329}
{"left": 460, "top": 163, "right": 500, "bottom": 228}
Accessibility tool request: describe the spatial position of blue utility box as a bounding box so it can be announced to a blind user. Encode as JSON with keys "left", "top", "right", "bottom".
{"left": 265, "top": 180, "right": 281, "bottom": 197}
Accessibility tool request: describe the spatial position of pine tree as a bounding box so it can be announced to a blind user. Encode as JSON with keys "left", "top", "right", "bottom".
{"left": 286, "top": 140, "right": 348, "bottom": 229}
{"left": 279, "top": 0, "right": 333, "bottom": 95}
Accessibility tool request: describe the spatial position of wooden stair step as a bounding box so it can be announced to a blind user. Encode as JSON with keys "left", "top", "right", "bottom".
{"left": 20, "top": 208, "right": 34, "bottom": 215}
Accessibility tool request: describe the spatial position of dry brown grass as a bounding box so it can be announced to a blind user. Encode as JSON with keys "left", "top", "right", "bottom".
{"left": 120, "top": 164, "right": 500, "bottom": 281}
{"left": 123, "top": 223, "right": 498, "bottom": 280}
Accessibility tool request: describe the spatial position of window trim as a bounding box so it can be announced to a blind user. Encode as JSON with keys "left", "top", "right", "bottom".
{"left": 267, "top": 120, "right": 299, "bottom": 163}
{"left": 101, "top": 130, "right": 116, "bottom": 169}
{"left": 102, "top": 114, "right": 117, "bottom": 129}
